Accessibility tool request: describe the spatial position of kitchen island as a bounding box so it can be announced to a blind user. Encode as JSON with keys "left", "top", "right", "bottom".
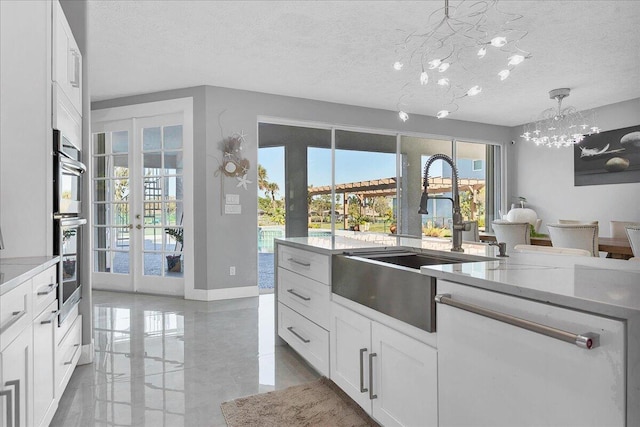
{"left": 275, "top": 234, "right": 640, "bottom": 427}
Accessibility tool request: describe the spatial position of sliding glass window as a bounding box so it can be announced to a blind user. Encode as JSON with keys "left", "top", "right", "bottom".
{"left": 258, "top": 122, "right": 503, "bottom": 242}
{"left": 334, "top": 130, "right": 396, "bottom": 233}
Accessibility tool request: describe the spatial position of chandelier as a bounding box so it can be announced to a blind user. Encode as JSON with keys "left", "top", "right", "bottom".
{"left": 520, "top": 88, "right": 600, "bottom": 148}
{"left": 394, "top": 0, "right": 530, "bottom": 121}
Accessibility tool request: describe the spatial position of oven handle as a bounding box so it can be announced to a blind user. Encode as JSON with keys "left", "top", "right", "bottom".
{"left": 60, "top": 156, "right": 86, "bottom": 175}
{"left": 59, "top": 218, "right": 87, "bottom": 227}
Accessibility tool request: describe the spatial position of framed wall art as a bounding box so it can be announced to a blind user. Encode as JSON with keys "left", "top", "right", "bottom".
{"left": 574, "top": 124, "right": 640, "bottom": 186}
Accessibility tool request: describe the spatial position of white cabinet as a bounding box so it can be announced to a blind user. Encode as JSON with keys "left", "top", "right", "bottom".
{"left": 55, "top": 313, "right": 82, "bottom": 399}
{"left": 330, "top": 302, "right": 438, "bottom": 427}
{"left": 0, "top": 328, "right": 32, "bottom": 427}
{"left": 0, "top": 276, "right": 34, "bottom": 427}
{"left": 436, "top": 280, "right": 625, "bottom": 427}
{"left": 52, "top": 0, "right": 82, "bottom": 116}
{"left": 276, "top": 243, "right": 331, "bottom": 376}
{"left": 32, "top": 265, "right": 58, "bottom": 427}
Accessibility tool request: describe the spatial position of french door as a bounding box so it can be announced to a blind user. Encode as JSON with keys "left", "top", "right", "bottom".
{"left": 92, "top": 113, "right": 186, "bottom": 295}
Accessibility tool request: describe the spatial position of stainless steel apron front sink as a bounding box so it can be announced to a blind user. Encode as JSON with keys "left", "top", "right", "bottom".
{"left": 332, "top": 249, "right": 489, "bottom": 332}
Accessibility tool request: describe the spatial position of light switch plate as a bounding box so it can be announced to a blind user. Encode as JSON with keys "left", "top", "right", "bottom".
{"left": 225, "top": 204, "right": 242, "bottom": 214}
{"left": 225, "top": 194, "right": 240, "bottom": 204}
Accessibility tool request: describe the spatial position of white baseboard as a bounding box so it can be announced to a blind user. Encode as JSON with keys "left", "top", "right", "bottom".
{"left": 78, "top": 341, "right": 94, "bottom": 365}
{"left": 185, "top": 285, "right": 258, "bottom": 301}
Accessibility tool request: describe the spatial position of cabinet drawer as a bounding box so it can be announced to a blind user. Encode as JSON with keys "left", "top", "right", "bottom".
{"left": 33, "top": 265, "right": 58, "bottom": 316}
{"left": 277, "top": 267, "right": 330, "bottom": 330}
{"left": 55, "top": 313, "right": 82, "bottom": 398}
{"left": 0, "top": 279, "right": 32, "bottom": 350}
{"left": 278, "top": 245, "right": 329, "bottom": 284}
{"left": 278, "top": 302, "right": 329, "bottom": 376}
{"left": 34, "top": 299, "right": 58, "bottom": 427}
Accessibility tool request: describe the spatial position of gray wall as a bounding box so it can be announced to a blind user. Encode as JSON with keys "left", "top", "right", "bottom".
{"left": 95, "top": 85, "right": 513, "bottom": 292}
{"left": 509, "top": 98, "right": 640, "bottom": 235}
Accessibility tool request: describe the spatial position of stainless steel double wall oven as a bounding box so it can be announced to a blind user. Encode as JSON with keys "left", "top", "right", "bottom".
{"left": 53, "top": 128, "right": 86, "bottom": 324}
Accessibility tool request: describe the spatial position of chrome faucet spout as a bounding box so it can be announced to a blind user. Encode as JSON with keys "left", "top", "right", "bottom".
{"left": 419, "top": 154, "right": 464, "bottom": 252}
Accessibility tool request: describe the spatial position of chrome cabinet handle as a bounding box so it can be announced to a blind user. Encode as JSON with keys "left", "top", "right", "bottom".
{"left": 70, "top": 48, "right": 80, "bottom": 88}
{"left": 359, "top": 348, "right": 368, "bottom": 393}
{"left": 286, "top": 326, "right": 310, "bottom": 343}
{"left": 64, "top": 344, "right": 81, "bottom": 365}
{"left": 287, "top": 289, "right": 311, "bottom": 301}
{"left": 435, "top": 294, "right": 600, "bottom": 350}
{"left": 40, "top": 310, "right": 59, "bottom": 325}
{"left": 0, "top": 311, "right": 26, "bottom": 334}
{"left": 287, "top": 258, "right": 311, "bottom": 267}
{"left": 37, "top": 283, "right": 58, "bottom": 296}
{"left": 368, "top": 353, "right": 377, "bottom": 399}
{"left": 0, "top": 388, "right": 13, "bottom": 427}
{"left": 5, "top": 380, "right": 20, "bottom": 427}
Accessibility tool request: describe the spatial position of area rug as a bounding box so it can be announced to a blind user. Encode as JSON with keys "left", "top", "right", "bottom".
{"left": 221, "top": 377, "right": 380, "bottom": 427}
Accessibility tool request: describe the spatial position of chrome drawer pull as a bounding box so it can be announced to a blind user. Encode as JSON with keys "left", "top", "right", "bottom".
{"left": 359, "top": 348, "right": 368, "bottom": 393}
{"left": 287, "top": 326, "right": 310, "bottom": 343}
{"left": 287, "top": 289, "right": 311, "bottom": 301}
{"left": 40, "top": 310, "right": 59, "bottom": 325}
{"left": 5, "top": 380, "right": 20, "bottom": 427}
{"left": 64, "top": 344, "right": 81, "bottom": 365}
{"left": 0, "top": 311, "right": 26, "bottom": 334}
{"left": 369, "top": 353, "right": 377, "bottom": 400}
{"left": 287, "top": 258, "right": 311, "bottom": 267}
{"left": 37, "top": 283, "right": 58, "bottom": 296}
{"left": 435, "top": 294, "right": 600, "bottom": 350}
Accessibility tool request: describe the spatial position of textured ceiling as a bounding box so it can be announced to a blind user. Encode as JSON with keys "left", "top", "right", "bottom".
{"left": 88, "top": 1, "right": 640, "bottom": 127}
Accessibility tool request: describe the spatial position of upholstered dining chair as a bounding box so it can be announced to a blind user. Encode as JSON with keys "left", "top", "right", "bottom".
{"left": 558, "top": 219, "right": 599, "bottom": 225}
{"left": 513, "top": 244, "right": 591, "bottom": 257}
{"left": 461, "top": 220, "right": 479, "bottom": 242}
{"left": 547, "top": 223, "right": 599, "bottom": 257}
{"left": 611, "top": 221, "right": 640, "bottom": 239}
{"left": 491, "top": 221, "right": 530, "bottom": 251}
{"left": 625, "top": 226, "right": 640, "bottom": 258}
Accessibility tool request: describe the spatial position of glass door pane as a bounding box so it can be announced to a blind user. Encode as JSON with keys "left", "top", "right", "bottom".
{"left": 455, "top": 141, "right": 501, "bottom": 233}
{"left": 93, "top": 130, "right": 132, "bottom": 276}
{"left": 141, "top": 124, "right": 184, "bottom": 278}
{"left": 335, "top": 130, "right": 396, "bottom": 235}
{"left": 399, "top": 136, "right": 452, "bottom": 237}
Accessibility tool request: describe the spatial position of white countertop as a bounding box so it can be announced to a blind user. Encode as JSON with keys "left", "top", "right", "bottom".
{"left": 0, "top": 256, "right": 60, "bottom": 295}
{"left": 276, "top": 235, "right": 640, "bottom": 318}
{"left": 422, "top": 253, "right": 640, "bottom": 319}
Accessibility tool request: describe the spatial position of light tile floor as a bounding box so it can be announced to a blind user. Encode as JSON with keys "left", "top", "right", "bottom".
{"left": 50, "top": 291, "right": 319, "bottom": 427}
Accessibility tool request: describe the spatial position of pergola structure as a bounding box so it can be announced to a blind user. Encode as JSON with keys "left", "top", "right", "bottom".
{"left": 308, "top": 177, "right": 485, "bottom": 229}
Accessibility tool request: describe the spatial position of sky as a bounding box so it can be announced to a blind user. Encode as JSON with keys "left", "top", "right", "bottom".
{"left": 258, "top": 147, "right": 455, "bottom": 199}
{"left": 259, "top": 147, "right": 398, "bottom": 197}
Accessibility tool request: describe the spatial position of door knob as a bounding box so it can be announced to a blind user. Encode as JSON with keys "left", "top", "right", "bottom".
{"left": 128, "top": 224, "right": 133, "bottom": 229}
{"left": 136, "top": 224, "right": 142, "bottom": 229}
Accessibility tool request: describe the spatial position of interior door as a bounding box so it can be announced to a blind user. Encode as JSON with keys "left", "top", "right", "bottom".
{"left": 92, "top": 113, "right": 185, "bottom": 296}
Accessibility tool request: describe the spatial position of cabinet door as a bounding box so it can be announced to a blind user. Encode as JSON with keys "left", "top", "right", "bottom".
{"left": 437, "top": 280, "right": 625, "bottom": 427}
{"left": 33, "top": 300, "right": 58, "bottom": 427}
{"left": 0, "top": 327, "right": 32, "bottom": 427}
{"left": 53, "top": 1, "right": 82, "bottom": 115}
{"left": 371, "top": 322, "right": 438, "bottom": 427}
{"left": 330, "top": 303, "right": 372, "bottom": 412}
